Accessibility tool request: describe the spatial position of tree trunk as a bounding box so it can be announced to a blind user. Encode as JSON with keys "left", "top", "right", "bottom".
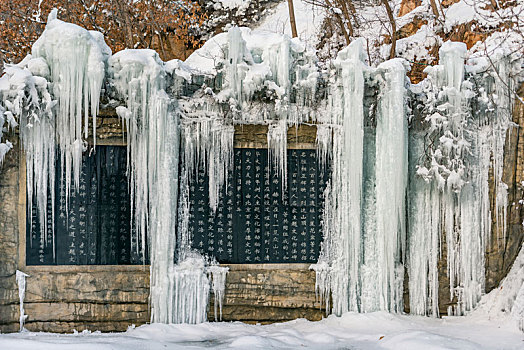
{"left": 382, "top": 0, "right": 397, "bottom": 59}
{"left": 326, "top": 0, "right": 351, "bottom": 45}
{"left": 429, "top": 0, "right": 440, "bottom": 18}
{"left": 287, "top": 0, "right": 298, "bottom": 38}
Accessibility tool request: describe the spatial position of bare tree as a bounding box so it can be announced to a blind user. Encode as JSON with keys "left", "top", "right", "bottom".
{"left": 287, "top": 0, "right": 298, "bottom": 38}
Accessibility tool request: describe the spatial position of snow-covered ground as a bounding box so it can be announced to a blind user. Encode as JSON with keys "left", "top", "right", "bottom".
{"left": 1, "top": 312, "right": 523, "bottom": 350}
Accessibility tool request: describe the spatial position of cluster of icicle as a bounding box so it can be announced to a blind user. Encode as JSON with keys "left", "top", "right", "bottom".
{"left": 409, "top": 42, "right": 515, "bottom": 316}
{"left": 172, "top": 26, "right": 323, "bottom": 323}
{"left": 109, "top": 48, "right": 229, "bottom": 325}
{"left": 312, "top": 39, "right": 517, "bottom": 318}
{"left": 0, "top": 11, "right": 228, "bottom": 325}
{"left": 311, "top": 38, "right": 408, "bottom": 315}
{"left": 111, "top": 49, "right": 176, "bottom": 263}
{"left": 0, "top": 9, "right": 109, "bottom": 258}
{"left": 167, "top": 251, "right": 229, "bottom": 324}
{"left": 179, "top": 26, "right": 318, "bottom": 207}
{"left": 111, "top": 47, "right": 179, "bottom": 323}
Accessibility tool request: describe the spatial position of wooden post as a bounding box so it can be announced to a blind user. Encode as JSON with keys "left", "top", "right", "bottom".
{"left": 287, "top": 0, "right": 298, "bottom": 38}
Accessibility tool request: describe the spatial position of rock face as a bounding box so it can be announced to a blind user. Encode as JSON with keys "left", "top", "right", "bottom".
{"left": 485, "top": 84, "right": 524, "bottom": 293}
{"left": 0, "top": 138, "right": 21, "bottom": 333}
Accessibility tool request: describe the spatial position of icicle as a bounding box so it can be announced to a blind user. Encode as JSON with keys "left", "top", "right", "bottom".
{"left": 180, "top": 118, "right": 234, "bottom": 213}
{"left": 374, "top": 59, "right": 408, "bottom": 313}
{"left": 207, "top": 265, "right": 229, "bottom": 321}
{"left": 315, "top": 38, "right": 367, "bottom": 315}
{"left": 32, "top": 10, "right": 109, "bottom": 198}
{"left": 149, "top": 109, "right": 179, "bottom": 324}
{"left": 170, "top": 254, "right": 210, "bottom": 324}
{"left": 111, "top": 49, "right": 170, "bottom": 260}
{"left": 315, "top": 124, "right": 332, "bottom": 174}
{"left": 224, "top": 27, "right": 250, "bottom": 104}
{"left": 491, "top": 56, "right": 512, "bottom": 245}
{"left": 209, "top": 120, "right": 234, "bottom": 212}
{"left": 267, "top": 120, "right": 288, "bottom": 192}
{"left": 310, "top": 262, "right": 331, "bottom": 315}
{"left": 110, "top": 49, "right": 182, "bottom": 324}
{"left": 16, "top": 270, "right": 29, "bottom": 331}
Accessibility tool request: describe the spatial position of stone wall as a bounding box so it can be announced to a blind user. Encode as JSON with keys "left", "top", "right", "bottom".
{"left": 0, "top": 116, "right": 323, "bottom": 333}
{"left": 210, "top": 264, "right": 324, "bottom": 324}
{"left": 0, "top": 137, "right": 22, "bottom": 333}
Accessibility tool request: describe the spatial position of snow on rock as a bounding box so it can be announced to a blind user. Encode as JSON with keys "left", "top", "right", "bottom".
{"left": 473, "top": 243, "right": 524, "bottom": 332}
{"left": 185, "top": 26, "right": 317, "bottom": 120}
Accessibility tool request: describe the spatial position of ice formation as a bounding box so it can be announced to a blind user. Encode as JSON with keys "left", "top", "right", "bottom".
{"left": 15, "top": 270, "right": 29, "bottom": 331}
{"left": 207, "top": 265, "right": 230, "bottom": 321}
{"left": 0, "top": 10, "right": 522, "bottom": 327}
{"left": 267, "top": 120, "right": 288, "bottom": 192}
{"left": 374, "top": 59, "right": 408, "bottom": 313}
{"left": 407, "top": 41, "right": 515, "bottom": 316}
{"left": 170, "top": 254, "right": 210, "bottom": 324}
{"left": 313, "top": 39, "right": 408, "bottom": 315}
{"left": 0, "top": 10, "right": 110, "bottom": 258}
{"left": 110, "top": 49, "right": 175, "bottom": 260}
{"left": 32, "top": 9, "right": 109, "bottom": 202}
{"left": 312, "top": 39, "right": 367, "bottom": 314}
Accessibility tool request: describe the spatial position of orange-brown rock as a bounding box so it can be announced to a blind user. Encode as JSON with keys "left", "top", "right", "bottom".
{"left": 398, "top": 0, "right": 422, "bottom": 17}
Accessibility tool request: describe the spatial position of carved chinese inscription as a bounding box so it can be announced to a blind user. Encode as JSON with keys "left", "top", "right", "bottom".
{"left": 189, "top": 148, "right": 327, "bottom": 264}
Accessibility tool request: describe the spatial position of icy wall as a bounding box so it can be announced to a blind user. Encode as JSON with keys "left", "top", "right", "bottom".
{"left": 0, "top": 14, "right": 522, "bottom": 326}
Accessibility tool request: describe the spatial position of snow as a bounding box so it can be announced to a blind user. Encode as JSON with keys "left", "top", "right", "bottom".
{"left": 1, "top": 312, "right": 523, "bottom": 349}
{"left": 217, "top": 0, "right": 250, "bottom": 11}
{"left": 255, "top": 0, "right": 324, "bottom": 49}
